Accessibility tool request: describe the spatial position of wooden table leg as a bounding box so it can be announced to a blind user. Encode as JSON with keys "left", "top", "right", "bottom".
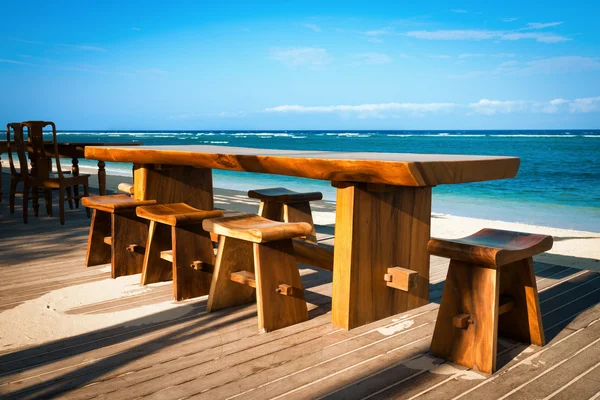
{"left": 331, "top": 183, "right": 432, "bottom": 330}
{"left": 98, "top": 161, "right": 106, "bottom": 196}
{"left": 72, "top": 157, "right": 80, "bottom": 208}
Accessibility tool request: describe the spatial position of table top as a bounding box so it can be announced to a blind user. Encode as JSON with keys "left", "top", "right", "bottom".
{"left": 85, "top": 145, "right": 520, "bottom": 187}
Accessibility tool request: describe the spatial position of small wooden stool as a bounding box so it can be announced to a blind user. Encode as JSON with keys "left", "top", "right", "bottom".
{"left": 247, "top": 187, "right": 323, "bottom": 244}
{"left": 82, "top": 194, "right": 157, "bottom": 278}
{"left": 428, "top": 229, "right": 553, "bottom": 373}
{"left": 136, "top": 203, "right": 223, "bottom": 300}
{"left": 203, "top": 213, "right": 312, "bottom": 332}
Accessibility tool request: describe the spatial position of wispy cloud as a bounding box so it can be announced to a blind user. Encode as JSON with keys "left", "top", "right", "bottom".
{"left": 525, "top": 22, "right": 563, "bottom": 29}
{"left": 569, "top": 97, "right": 600, "bottom": 113}
{"left": 362, "top": 27, "right": 394, "bottom": 36}
{"left": 0, "top": 58, "right": 37, "bottom": 66}
{"left": 430, "top": 54, "right": 452, "bottom": 59}
{"left": 501, "top": 17, "right": 518, "bottom": 22}
{"left": 264, "top": 102, "right": 457, "bottom": 118}
{"left": 352, "top": 52, "right": 392, "bottom": 65}
{"left": 132, "top": 27, "right": 141, "bottom": 31}
{"left": 459, "top": 53, "right": 485, "bottom": 58}
{"left": 168, "top": 111, "right": 247, "bottom": 120}
{"left": 491, "top": 53, "right": 516, "bottom": 58}
{"left": 451, "top": 9, "right": 468, "bottom": 13}
{"left": 303, "top": 23, "right": 321, "bottom": 32}
{"left": 469, "top": 97, "right": 600, "bottom": 115}
{"left": 468, "top": 99, "right": 527, "bottom": 115}
{"left": 405, "top": 29, "right": 569, "bottom": 43}
{"left": 9, "top": 37, "right": 44, "bottom": 45}
{"left": 59, "top": 43, "right": 108, "bottom": 52}
{"left": 269, "top": 47, "right": 331, "bottom": 66}
{"left": 368, "top": 37, "right": 384, "bottom": 43}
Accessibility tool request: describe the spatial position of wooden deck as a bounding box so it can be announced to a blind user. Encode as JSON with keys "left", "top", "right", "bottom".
{"left": 1, "top": 173, "right": 600, "bottom": 399}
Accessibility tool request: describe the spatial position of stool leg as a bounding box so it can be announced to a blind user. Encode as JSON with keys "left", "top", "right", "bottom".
{"left": 172, "top": 224, "right": 215, "bottom": 301}
{"left": 283, "top": 202, "right": 318, "bottom": 245}
{"left": 431, "top": 260, "right": 500, "bottom": 374}
{"left": 258, "top": 200, "right": 283, "bottom": 221}
{"left": 141, "top": 221, "right": 172, "bottom": 285}
{"left": 254, "top": 239, "right": 309, "bottom": 332}
{"left": 207, "top": 236, "right": 256, "bottom": 312}
{"left": 112, "top": 211, "right": 149, "bottom": 278}
{"left": 85, "top": 209, "right": 111, "bottom": 267}
{"left": 498, "top": 257, "right": 545, "bottom": 346}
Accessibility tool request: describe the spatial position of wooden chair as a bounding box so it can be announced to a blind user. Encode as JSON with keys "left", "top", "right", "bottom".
{"left": 247, "top": 187, "right": 323, "bottom": 244}
{"left": 135, "top": 203, "right": 222, "bottom": 300}
{"left": 203, "top": 212, "right": 311, "bottom": 332}
{"left": 428, "top": 228, "right": 553, "bottom": 373}
{"left": 81, "top": 194, "right": 157, "bottom": 278}
{"left": 8, "top": 121, "right": 89, "bottom": 224}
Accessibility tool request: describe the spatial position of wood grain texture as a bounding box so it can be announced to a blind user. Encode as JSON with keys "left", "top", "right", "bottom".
{"left": 85, "top": 210, "right": 111, "bottom": 267}
{"left": 384, "top": 266, "right": 418, "bottom": 291}
{"left": 498, "top": 257, "right": 546, "bottom": 346}
{"left": 206, "top": 236, "right": 256, "bottom": 312}
{"left": 428, "top": 228, "right": 554, "bottom": 267}
{"left": 284, "top": 201, "right": 318, "bottom": 245}
{"left": 331, "top": 183, "right": 432, "bottom": 330}
{"left": 136, "top": 203, "right": 222, "bottom": 227}
{"left": 111, "top": 210, "right": 150, "bottom": 278}
{"left": 133, "top": 164, "right": 214, "bottom": 209}
{"left": 171, "top": 224, "right": 215, "bottom": 300}
{"left": 202, "top": 213, "right": 313, "bottom": 244}
{"left": 292, "top": 240, "right": 334, "bottom": 271}
{"left": 257, "top": 200, "right": 283, "bottom": 221}
{"left": 430, "top": 259, "right": 500, "bottom": 374}
{"left": 248, "top": 187, "right": 323, "bottom": 203}
{"left": 253, "top": 240, "right": 309, "bottom": 332}
{"left": 230, "top": 270, "right": 257, "bottom": 288}
{"left": 140, "top": 221, "right": 173, "bottom": 284}
{"left": 85, "top": 145, "right": 520, "bottom": 187}
{"left": 81, "top": 194, "right": 156, "bottom": 213}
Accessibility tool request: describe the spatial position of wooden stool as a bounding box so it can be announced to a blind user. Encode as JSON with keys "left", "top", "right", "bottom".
{"left": 247, "top": 187, "right": 322, "bottom": 245}
{"left": 136, "top": 203, "right": 223, "bottom": 300}
{"left": 82, "top": 194, "right": 156, "bottom": 278}
{"left": 428, "top": 229, "right": 553, "bottom": 373}
{"left": 203, "top": 213, "right": 312, "bottom": 332}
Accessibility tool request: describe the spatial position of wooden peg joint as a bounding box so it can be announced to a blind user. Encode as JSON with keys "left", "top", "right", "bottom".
{"left": 453, "top": 314, "right": 474, "bottom": 329}
{"left": 126, "top": 244, "right": 146, "bottom": 255}
{"left": 191, "top": 261, "right": 204, "bottom": 270}
{"left": 275, "top": 284, "right": 293, "bottom": 296}
{"left": 384, "top": 266, "right": 418, "bottom": 291}
{"left": 103, "top": 236, "right": 112, "bottom": 246}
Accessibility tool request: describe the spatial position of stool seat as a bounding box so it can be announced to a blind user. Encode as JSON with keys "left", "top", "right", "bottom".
{"left": 82, "top": 194, "right": 156, "bottom": 213}
{"left": 248, "top": 188, "right": 323, "bottom": 203}
{"left": 428, "top": 229, "right": 553, "bottom": 267}
{"left": 203, "top": 213, "right": 313, "bottom": 243}
{"left": 136, "top": 203, "right": 223, "bottom": 226}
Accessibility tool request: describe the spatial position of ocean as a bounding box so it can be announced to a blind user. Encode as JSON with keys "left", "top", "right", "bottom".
{"left": 53, "top": 130, "right": 600, "bottom": 232}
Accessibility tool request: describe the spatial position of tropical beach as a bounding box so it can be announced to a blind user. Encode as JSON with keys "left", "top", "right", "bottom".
{"left": 2, "top": 0, "right": 600, "bottom": 399}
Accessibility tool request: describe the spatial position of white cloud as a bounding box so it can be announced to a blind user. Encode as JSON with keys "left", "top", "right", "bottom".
{"left": 0, "top": 58, "right": 36, "bottom": 66}
{"left": 59, "top": 43, "right": 107, "bottom": 52}
{"left": 352, "top": 52, "right": 392, "bottom": 65}
{"left": 264, "top": 102, "right": 457, "bottom": 118}
{"left": 491, "top": 53, "right": 516, "bottom": 58}
{"left": 368, "top": 37, "right": 384, "bottom": 43}
{"left": 468, "top": 99, "right": 527, "bottom": 115}
{"left": 303, "top": 23, "right": 321, "bottom": 32}
{"left": 362, "top": 28, "right": 393, "bottom": 36}
{"left": 569, "top": 97, "right": 600, "bottom": 113}
{"left": 430, "top": 55, "right": 452, "bottom": 59}
{"left": 269, "top": 47, "right": 331, "bottom": 66}
{"left": 451, "top": 9, "right": 468, "bottom": 13}
{"left": 526, "top": 22, "right": 563, "bottom": 29}
{"left": 459, "top": 53, "right": 485, "bottom": 58}
{"left": 523, "top": 56, "right": 600, "bottom": 73}
{"left": 502, "top": 17, "right": 518, "bottom": 22}
{"left": 132, "top": 27, "right": 141, "bottom": 31}
{"left": 9, "top": 37, "right": 44, "bottom": 45}
{"left": 405, "top": 29, "right": 569, "bottom": 43}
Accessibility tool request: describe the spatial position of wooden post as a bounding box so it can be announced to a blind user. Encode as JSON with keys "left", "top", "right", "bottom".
{"left": 331, "top": 183, "right": 432, "bottom": 330}
{"left": 97, "top": 161, "right": 106, "bottom": 196}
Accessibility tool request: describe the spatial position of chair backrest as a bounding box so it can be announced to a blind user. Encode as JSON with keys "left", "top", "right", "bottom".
{"left": 20, "top": 120, "right": 64, "bottom": 180}
{"left": 6, "top": 122, "right": 28, "bottom": 179}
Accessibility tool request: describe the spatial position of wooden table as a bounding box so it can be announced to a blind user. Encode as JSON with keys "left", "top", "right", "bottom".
{"left": 84, "top": 145, "right": 520, "bottom": 330}
{"left": 0, "top": 142, "right": 139, "bottom": 200}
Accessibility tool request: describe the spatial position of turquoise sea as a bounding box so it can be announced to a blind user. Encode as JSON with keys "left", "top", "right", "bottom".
{"left": 55, "top": 130, "right": 600, "bottom": 232}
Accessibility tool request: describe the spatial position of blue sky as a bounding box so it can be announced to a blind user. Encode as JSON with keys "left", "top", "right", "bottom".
{"left": 1, "top": 0, "right": 599, "bottom": 130}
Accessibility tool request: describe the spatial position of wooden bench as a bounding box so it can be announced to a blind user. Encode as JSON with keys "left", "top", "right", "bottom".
{"left": 203, "top": 212, "right": 311, "bottom": 332}
{"left": 428, "top": 228, "right": 553, "bottom": 373}
{"left": 135, "top": 203, "right": 222, "bottom": 300}
{"left": 248, "top": 187, "right": 322, "bottom": 244}
{"left": 82, "top": 194, "right": 156, "bottom": 278}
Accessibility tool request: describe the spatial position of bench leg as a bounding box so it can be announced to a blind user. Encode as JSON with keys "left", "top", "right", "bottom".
{"left": 284, "top": 202, "right": 318, "bottom": 245}
{"left": 499, "top": 257, "right": 545, "bottom": 346}
{"left": 112, "top": 211, "right": 149, "bottom": 278}
{"left": 254, "top": 239, "right": 309, "bottom": 332}
{"left": 431, "top": 260, "right": 500, "bottom": 374}
{"left": 85, "top": 209, "right": 111, "bottom": 267}
{"left": 258, "top": 200, "right": 283, "bottom": 221}
{"left": 141, "top": 221, "right": 172, "bottom": 284}
{"left": 172, "top": 225, "right": 215, "bottom": 301}
{"left": 207, "top": 237, "right": 256, "bottom": 312}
